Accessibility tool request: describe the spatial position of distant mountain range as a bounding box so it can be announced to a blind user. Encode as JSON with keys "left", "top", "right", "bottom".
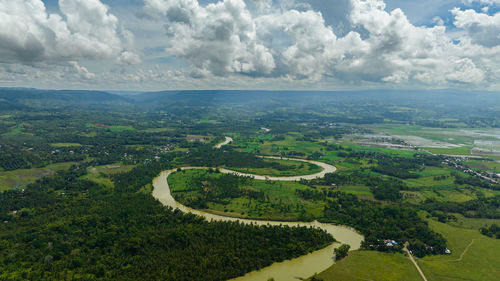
{"left": 0, "top": 88, "right": 131, "bottom": 110}
{"left": 1, "top": 87, "right": 499, "bottom": 113}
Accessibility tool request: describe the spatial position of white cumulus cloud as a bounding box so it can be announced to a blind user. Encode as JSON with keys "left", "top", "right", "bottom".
{"left": 452, "top": 8, "right": 500, "bottom": 47}
{"left": 144, "top": 0, "right": 275, "bottom": 76}
{"left": 0, "top": 0, "right": 139, "bottom": 63}
{"left": 462, "top": 0, "right": 500, "bottom": 6}
{"left": 141, "top": 0, "right": 497, "bottom": 86}
{"left": 4, "top": 0, "right": 500, "bottom": 89}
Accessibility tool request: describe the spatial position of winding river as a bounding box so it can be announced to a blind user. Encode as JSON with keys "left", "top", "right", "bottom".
{"left": 213, "top": 136, "right": 234, "bottom": 149}
{"left": 152, "top": 138, "right": 364, "bottom": 281}
{"left": 220, "top": 156, "right": 337, "bottom": 181}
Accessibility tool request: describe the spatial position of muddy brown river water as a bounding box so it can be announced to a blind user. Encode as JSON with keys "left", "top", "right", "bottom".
{"left": 152, "top": 163, "right": 363, "bottom": 281}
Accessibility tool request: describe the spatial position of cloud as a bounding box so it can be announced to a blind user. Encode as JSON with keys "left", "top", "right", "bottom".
{"left": 348, "top": 0, "right": 455, "bottom": 79}
{"left": 68, "top": 61, "right": 96, "bottom": 80}
{"left": 250, "top": 0, "right": 273, "bottom": 12}
{"left": 3, "top": 0, "right": 500, "bottom": 89}
{"left": 452, "top": 8, "right": 500, "bottom": 47}
{"left": 257, "top": 9, "right": 354, "bottom": 80}
{"left": 141, "top": 0, "right": 491, "bottom": 86}
{"left": 0, "top": 0, "right": 139, "bottom": 64}
{"left": 445, "top": 58, "right": 485, "bottom": 83}
{"left": 144, "top": 0, "right": 275, "bottom": 76}
{"left": 0, "top": 61, "right": 98, "bottom": 85}
{"left": 462, "top": 0, "right": 500, "bottom": 6}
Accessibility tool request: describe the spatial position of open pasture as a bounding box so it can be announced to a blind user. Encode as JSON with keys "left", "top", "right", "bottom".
{"left": 317, "top": 216, "right": 500, "bottom": 281}
{"left": 0, "top": 162, "right": 75, "bottom": 191}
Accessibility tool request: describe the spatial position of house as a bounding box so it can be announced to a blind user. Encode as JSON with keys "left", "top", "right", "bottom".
{"left": 445, "top": 248, "right": 451, "bottom": 254}
{"left": 384, "top": 239, "right": 397, "bottom": 247}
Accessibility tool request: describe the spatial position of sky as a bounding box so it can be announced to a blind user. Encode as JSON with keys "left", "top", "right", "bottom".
{"left": 1, "top": 0, "right": 500, "bottom": 91}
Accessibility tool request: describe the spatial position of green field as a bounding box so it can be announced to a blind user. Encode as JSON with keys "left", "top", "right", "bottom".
{"left": 0, "top": 162, "right": 75, "bottom": 191}
{"left": 231, "top": 134, "right": 323, "bottom": 155}
{"left": 168, "top": 169, "right": 325, "bottom": 221}
{"left": 230, "top": 133, "right": 498, "bottom": 204}
{"left": 3, "top": 124, "right": 24, "bottom": 136}
{"left": 342, "top": 143, "right": 419, "bottom": 158}
{"left": 464, "top": 159, "right": 500, "bottom": 172}
{"left": 50, "top": 142, "right": 82, "bottom": 147}
{"left": 317, "top": 217, "right": 500, "bottom": 281}
{"left": 227, "top": 158, "right": 322, "bottom": 177}
{"left": 142, "top": 127, "right": 174, "bottom": 133}
{"left": 448, "top": 213, "right": 500, "bottom": 230}
{"left": 85, "top": 123, "right": 135, "bottom": 132}
{"left": 418, "top": 219, "right": 500, "bottom": 281}
{"left": 426, "top": 146, "right": 473, "bottom": 156}
{"left": 81, "top": 164, "right": 135, "bottom": 188}
{"left": 398, "top": 166, "right": 498, "bottom": 203}
{"left": 316, "top": 251, "right": 422, "bottom": 281}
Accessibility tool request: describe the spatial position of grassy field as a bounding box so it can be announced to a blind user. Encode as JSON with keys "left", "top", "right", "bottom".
{"left": 231, "top": 134, "right": 499, "bottom": 204}
{"left": 50, "top": 143, "right": 82, "bottom": 147}
{"left": 0, "top": 162, "right": 75, "bottom": 191}
{"left": 426, "top": 146, "right": 473, "bottom": 156}
{"left": 226, "top": 158, "right": 322, "bottom": 177}
{"left": 168, "top": 169, "right": 325, "bottom": 221}
{"left": 398, "top": 166, "right": 500, "bottom": 203}
{"left": 316, "top": 217, "right": 500, "bottom": 281}
{"left": 448, "top": 213, "right": 500, "bottom": 230}
{"left": 85, "top": 123, "right": 135, "bottom": 132}
{"left": 231, "top": 133, "right": 421, "bottom": 163}
{"left": 417, "top": 219, "right": 500, "bottom": 281}
{"left": 142, "top": 127, "right": 175, "bottom": 133}
{"left": 402, "top": 184, "right": 497, "bottom": 204}
{"left": 464, "top": 159, "right": 500, "bottom": 172}
{"left": 79, "top": 132, "right": 97, "bottom": 137}
{"left": 3, "top": 124, "right": 24, "bottom": 136}
{"left": 342, "top": 143, "right": 419, "bottom": 158}
{"left": 81, "top": 164, "right": 135, "bottom": 188}
{"left": 231, "top": 134, "right": 323, "bottom": 155}
{"left": 316, "top": 251, "right": 422, "bottom": 281}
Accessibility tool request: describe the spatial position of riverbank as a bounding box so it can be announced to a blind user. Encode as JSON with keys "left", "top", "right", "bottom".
{"left": 214, "top": 136, "right": 233, "bottom": 149}
{"left": 151, "top": 137, "right": 363, "bottom": 280}
{"left": 152, "top": 166, "right": 363, "bottom": 281}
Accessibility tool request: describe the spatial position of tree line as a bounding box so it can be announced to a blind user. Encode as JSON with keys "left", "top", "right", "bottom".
{"left": 0, "top": 164, "right": 334, "bottom": 281}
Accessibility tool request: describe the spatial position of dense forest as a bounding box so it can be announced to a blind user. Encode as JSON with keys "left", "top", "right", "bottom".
{"left": 318, "top": 171, "right": 407, "bottom": 202}
{"left": 320, "top": 192, "right": 446, "bottom": 257}
{"left": 421, "top": 195, "right": 500, "bottom": 219}
{"left": 0, "top": 167, "right": 333, "bottom": 281}
{"left": 480, "top": 224, "right": 500, "bottom": 239}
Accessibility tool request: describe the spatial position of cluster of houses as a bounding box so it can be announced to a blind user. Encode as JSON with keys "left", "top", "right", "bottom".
{"left": 373, "top": 239, "right": 452, "bottom": 255}
{"left": 442, "top": 157, "right": 498, "bottom": 185}
{"left": 122, "top": 144, "right": 176, "bottom": 165}
{"left": 367, "top": 239, "right": 402, "bottom": 249}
